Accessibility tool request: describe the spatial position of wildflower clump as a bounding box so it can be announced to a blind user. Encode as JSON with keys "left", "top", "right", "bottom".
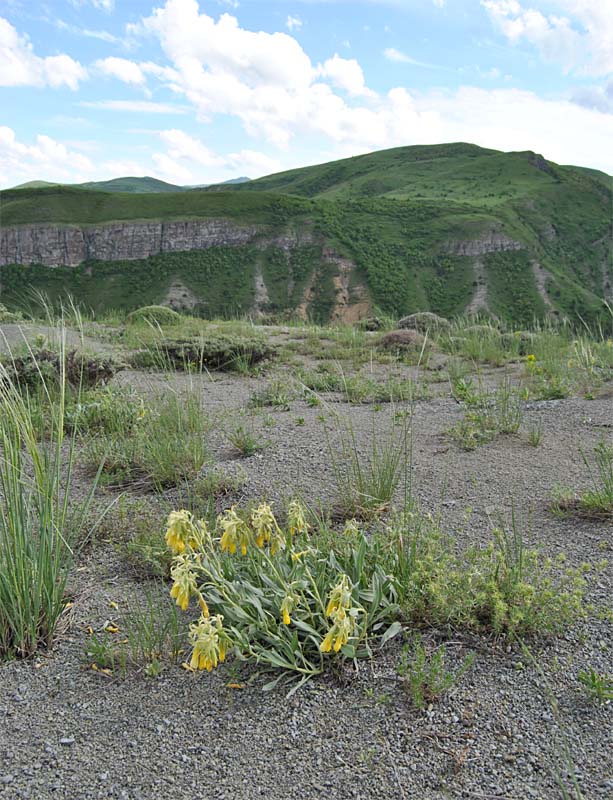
{"left": 164, "top": 501, "right": 401, "bottom": 685}
{"left": 320, "top": 575, "right": 361, "bottom": 653}
{"left": 189, "top": 614, "right": 229, "bottom": 672}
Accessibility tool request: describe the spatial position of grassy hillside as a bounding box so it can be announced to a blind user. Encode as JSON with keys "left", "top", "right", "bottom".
{"left": 1, "top": 143, "right": 611, "bottom": 327}
{"left": 8, "top": 176, "right": 252, "bottom": 194}
{"left": 78, "top": 176, "right": 184, "bottom": 193}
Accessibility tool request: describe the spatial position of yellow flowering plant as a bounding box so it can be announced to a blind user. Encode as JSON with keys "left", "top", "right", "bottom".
{"left": 165, "top": 501, "right": 402, "bottom": 691}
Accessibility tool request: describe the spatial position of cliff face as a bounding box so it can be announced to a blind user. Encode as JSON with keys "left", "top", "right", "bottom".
{"left": 446, "top": 232, "right": 523, "bottom": 257}
{"left": 0, "top": 220, "right": 261, "bottom": 267}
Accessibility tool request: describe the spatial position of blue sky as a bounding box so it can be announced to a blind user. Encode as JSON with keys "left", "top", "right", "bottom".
{"left": 0, "top": 0, "right": 612, "bottom": 187}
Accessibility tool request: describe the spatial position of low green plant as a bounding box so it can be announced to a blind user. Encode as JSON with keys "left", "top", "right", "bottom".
{"left": 324, "top": 409, "right": 412, "bottom": 518}
{"left": 577, "top": 667, "right": 613, "bottom": 705}
{"left": 85, "top": 390, "right": 209, "bottom": 490}
{"left": 397, "top": 635, "right": 475, "bottom": 709}
{"left": 249, "top": 378, "right": 294, "bottom": 410}
{"left": 226, "top": 422, "right": 263, "bottom": 457}
{"left": 86, "top": 587, "right": 183, "bottom": 677}
{"left": 527, "top": 419, "right": 544, "bottom": 447}
{"left": 450, "top": 379, "right": 523, "bottom": 450}
{"left": 579, "top": 439, "right": 613, "bottom": 517}
{"left": 550, "top": 440, "right": 613, "bottom": 519}
{"left": 377, "top": 511, "right": 587, "bottom": 637}
{"left": 164, "top": 504, "right": 402, "bottom": 692}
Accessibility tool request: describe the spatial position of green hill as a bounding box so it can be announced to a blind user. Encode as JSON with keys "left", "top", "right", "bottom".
{"left": 8, "top": 176, "right": 252, "bottom": 194}
{"left": 1, "top": 143, "right": 611, "bottom": 327}
{"left": 78, "top": 176, "right": 184, "bottom": 193}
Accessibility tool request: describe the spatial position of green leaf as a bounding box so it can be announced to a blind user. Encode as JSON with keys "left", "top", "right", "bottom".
{"left": 380, "top": 620, "right": 403, "bottom": 646}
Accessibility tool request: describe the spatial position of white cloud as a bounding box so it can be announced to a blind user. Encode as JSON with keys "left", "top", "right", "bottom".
{"left": 0, "top": 17, "right": 86, "bottom": 89}
{"left": 286, "top": 15, "right": 302, "bottom": 32}
{"left": 0, "top": 126, "right": 93, "bottom": 186}
{"left": 482, "top": 0, "right": 613, "bottom": 76}
{"left": 318, "top": 53, "right": 374, "bottom": 96}
{"left": 95, "top": 57, "right": 146, "bottom": 85}
{"left": 158, "top": 128, "right": 225, "bottom": 167}
{"left": 80, "top": 100, "right": 187, "bottom": 113}
{"left": 151, "top": 129, "right": 282, "bottom": 184}
{"left": 383, "top": 47, "right": 430, "bottom": 67}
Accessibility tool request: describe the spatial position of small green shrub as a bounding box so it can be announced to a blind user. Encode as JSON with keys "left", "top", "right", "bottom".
{"left": 398, "top": 635, "right": 475, "bottom": 709}
{"left": 127, "top": 305, "right": 182, "bottom": 326}
{"left": 550, "top": 440, "right": 613, "bottom": 519}
{"left": 450, "top": 379, "right": 523, "bottom": 450}
{"left": 577, "top": 667, "right": 613, "bottom": 705}
{"left": 377, "top": 511, "right": 587, "bottom": 637}
{"left": 249, "top": 378, "right": 294, "bottom": 409}
{"left": 325, "top": 410, "right": 412, "bottom": 518}
{"left": 86, "top": 587, "right": 182, "bottom": 677}
{"left": 2, "top": 349, "right": 118, "bottom": 390}
{"left": 130, "top": 335, "right": 274, "bottom": 373}
{"left": 85, "top": 391, "right": 210, "bottom": 490}
{"left": 226, "top": 422, "right": 263, "bottom": 457}
{"left": 0, "top": 303, "right": 22, "bottom": 322}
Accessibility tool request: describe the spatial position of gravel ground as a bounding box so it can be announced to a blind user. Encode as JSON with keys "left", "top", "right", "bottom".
{"left": 0, "top": 325, "right": 611, "bottom": 800}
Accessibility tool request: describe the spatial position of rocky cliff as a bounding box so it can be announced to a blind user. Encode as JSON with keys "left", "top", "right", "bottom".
{"left": 0, "top": 220, "right": 261, "bottom": 267}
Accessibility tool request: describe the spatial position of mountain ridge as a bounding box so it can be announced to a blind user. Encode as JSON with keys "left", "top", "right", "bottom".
{"left": 1, "top": 142, "right": 611, "bottom": 327}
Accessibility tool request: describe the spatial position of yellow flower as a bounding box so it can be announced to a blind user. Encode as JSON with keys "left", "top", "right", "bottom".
{"left": 198, "top": 593, "right": 210, "bottom": 618}
{"left": 219, "top": 507, "right": 251, "bottom": 555}
{"left": 325, "top": 574, "right": 352, "bottom": 620}
{"left": 169, "top": 554, "right": 198, "bottom": 611}
{"left": 319, "top": 629, "right": 335, "bottom": 653}
{"left": 320, "top": 575, "right": 360, "bottom": 654}
{"left": 319, "top": 614, "right": 357, "bottom": 653}
{"left": 189, "top": 614, "right": 228, "bottom": 672}
{"left": 165, "top": 510, "right": 207, "bottom": 555}
{"left": 251, "top": 502, "right": 278, "bottom": 548}
{"left": 280, "top": 594, "right": 297, "bottom": 625}
{"left": 287, "top": 499, "right": 310, "bottom": 537}
{"left": 525, "top": 354, "right": 536, "bottom": 363}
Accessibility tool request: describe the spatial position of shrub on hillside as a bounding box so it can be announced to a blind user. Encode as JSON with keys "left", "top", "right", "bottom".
{"left": 377, "top": 329, "right": 426, "bottom": 352}
{"left": 397, "top": 312, "right": 450, "bottom": 333}
{"left": 1, "top": 349, "right": 119, "bottom": 389}
{"left": 127, "top": 305, "right": 182, "bottom": 326}
{"left": 129, "top": 335, "right": 275, "bottom": 372}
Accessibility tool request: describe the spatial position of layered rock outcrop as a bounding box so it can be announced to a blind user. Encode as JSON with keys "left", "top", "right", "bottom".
{"left": 0, "top": 220, "right": 260, "bottom": 267}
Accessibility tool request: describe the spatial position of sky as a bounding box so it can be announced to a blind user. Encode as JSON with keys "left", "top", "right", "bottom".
{"left": 0, "top": 0, "right": 612, "bottom": 188}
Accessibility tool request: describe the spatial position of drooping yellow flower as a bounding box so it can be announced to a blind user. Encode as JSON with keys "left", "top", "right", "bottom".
{"left": 169, "top": 554, "right": 198, "bottom": 611}
{"left": 189, "top": 614, "right": 228, "bottom": 672}
{"left": 320, "top": 574, "right": 359, "bottom": 654}
{"left": 319, "top": 611, "right": 357, "bottom": 653}
{"left": 165, "top": 510, "right": 207, "bottom": 555}
{"left": 165, "top": 510, "right": 192, "bottom": 554}
{"left": 219, "top": 506, "right": 251, "bottom": 555}
{"left": 320, "top": 628, "right": 335, "bottom": 653}
{"left": 325, "top": 574, "right": 353, "bottom": 620}
{"left": 287, "top": 499, "right": 310, "bottom": 537}
{"left": 280, "top": 594, "right": 297, "bottom": 625}
{"left": 525, "top": 354, "right": 536, "bottom": 363}
{"left": 251, "top": 502, "right": 277, "bottom": 548}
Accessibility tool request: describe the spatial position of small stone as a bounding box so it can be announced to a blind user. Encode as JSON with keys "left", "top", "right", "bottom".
{"left": 59, "top": 737, "right": 75, "bottom": 746}
{"left": 2, "top": 775, "right": 14, "bottom": 785}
